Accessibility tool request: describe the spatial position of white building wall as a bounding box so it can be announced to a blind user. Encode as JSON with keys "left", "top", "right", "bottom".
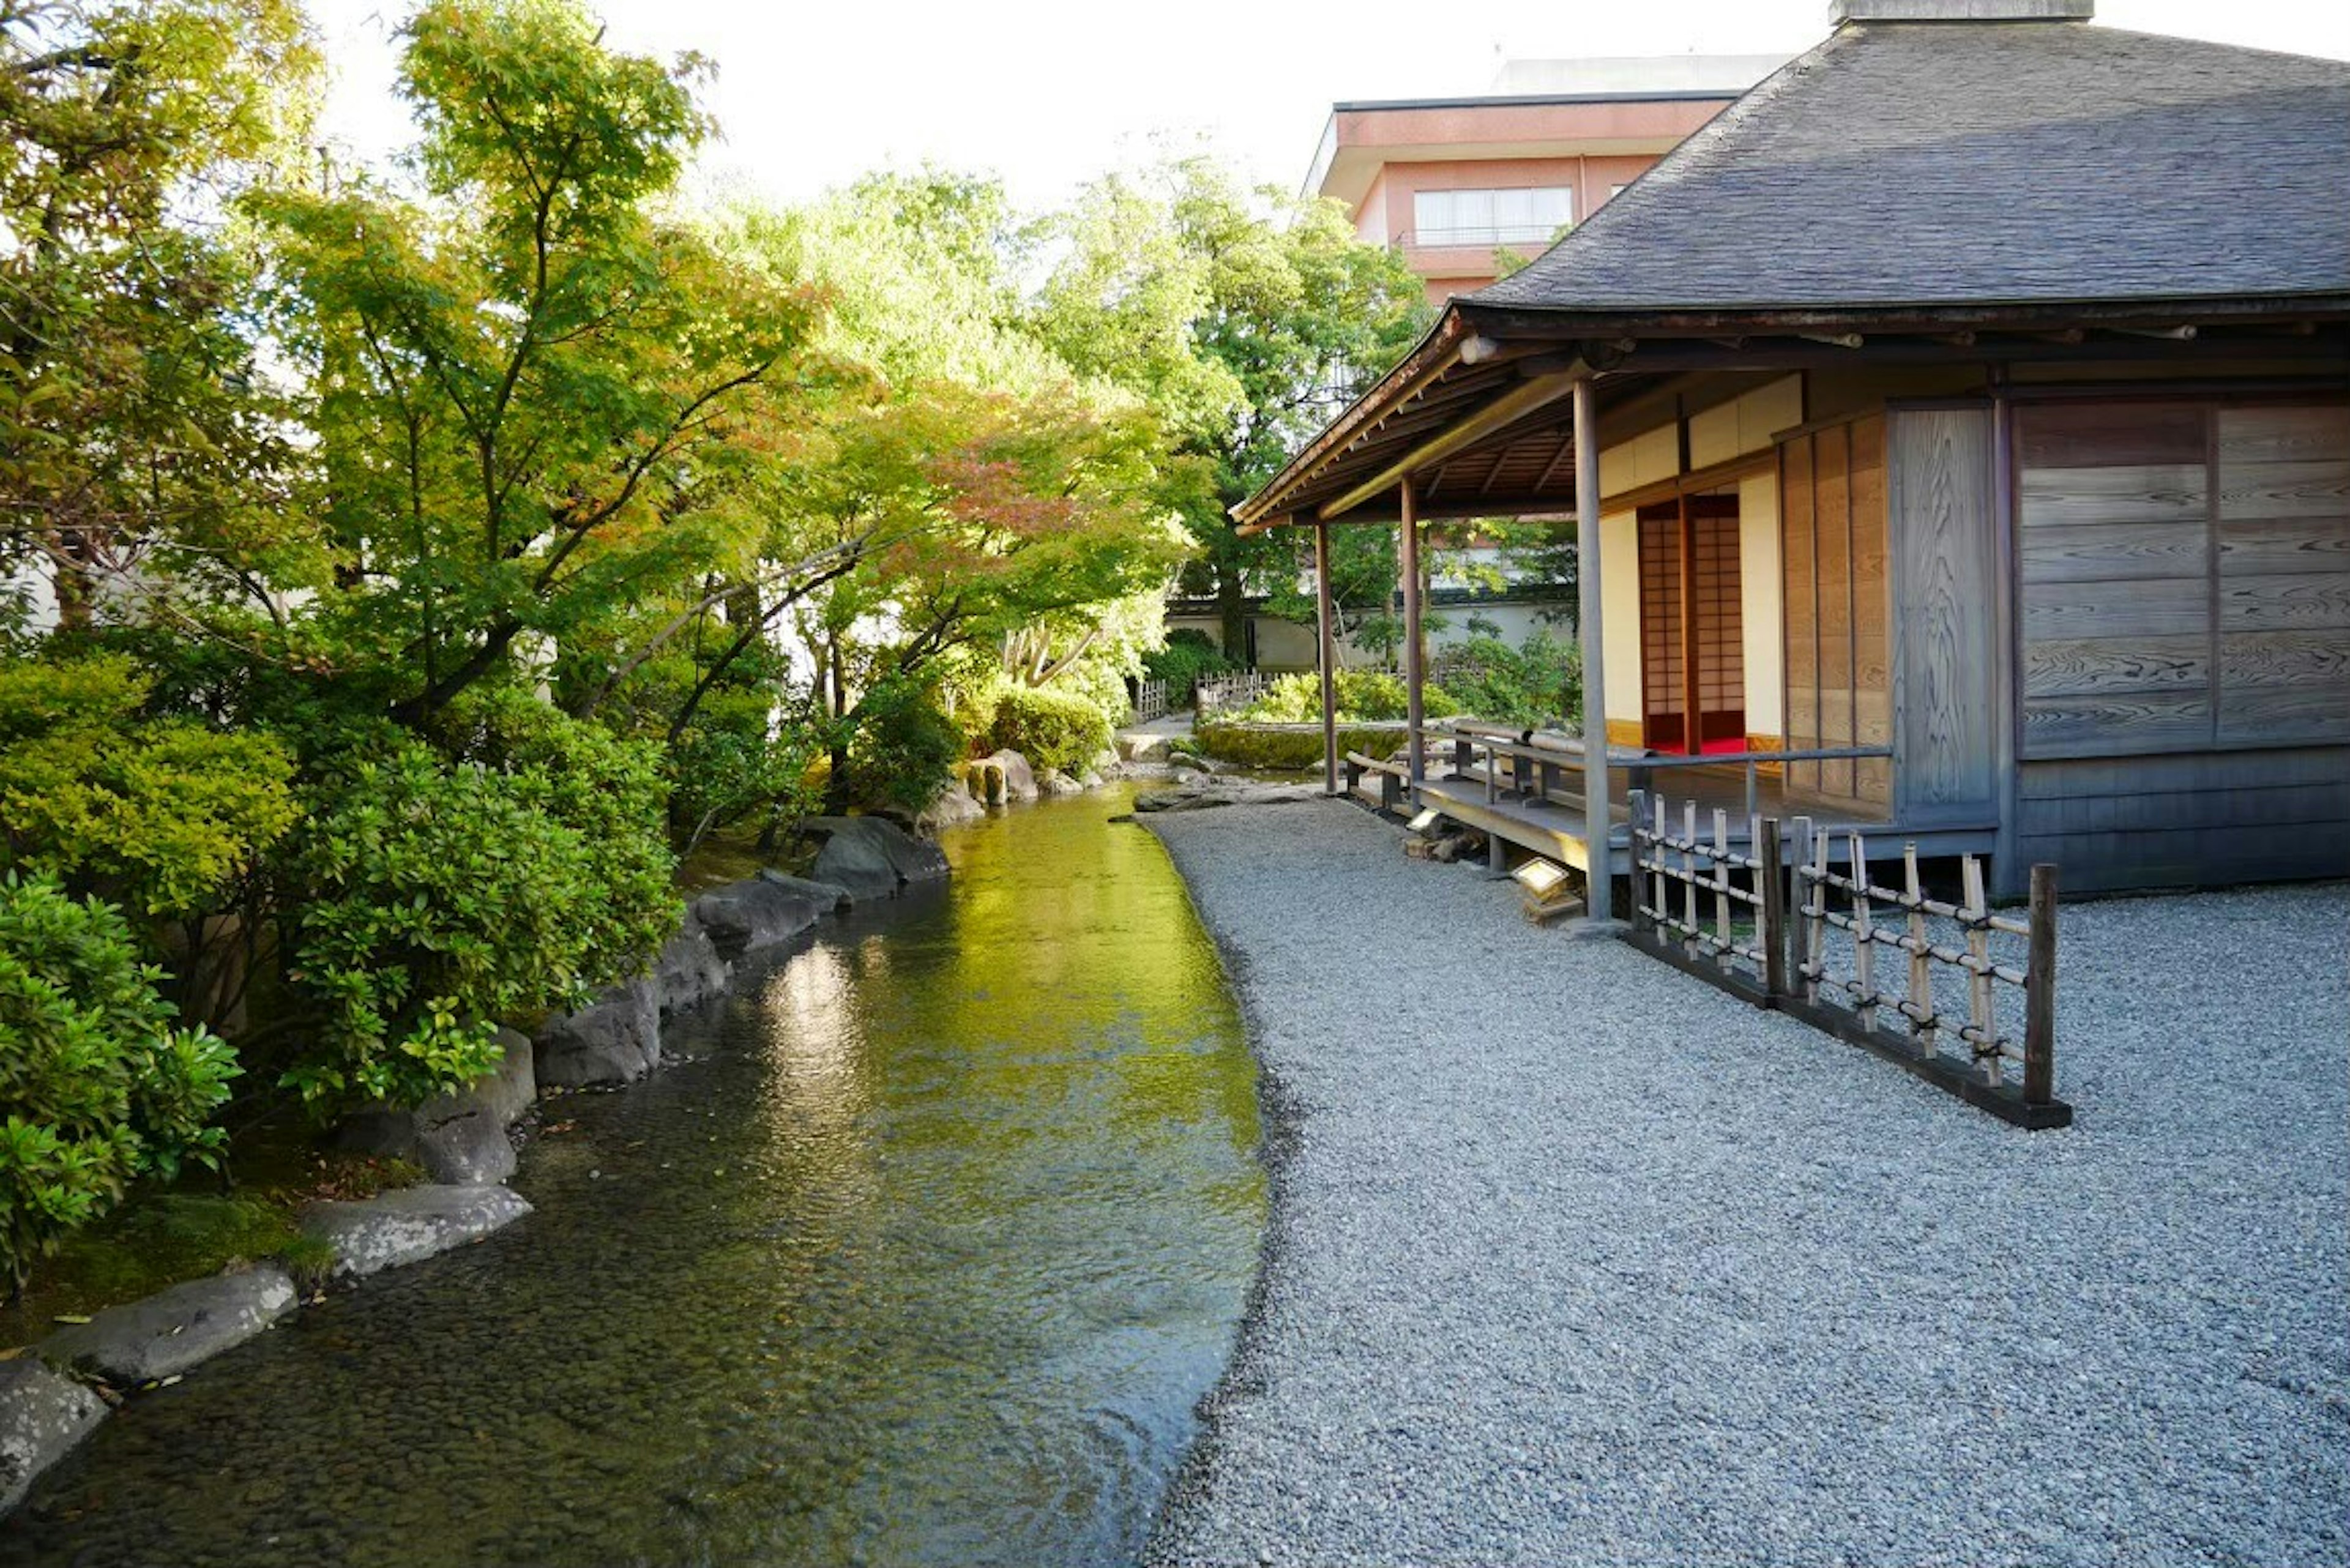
{"left": 1737, "top": 469, "right": 1784, "bottom": 739}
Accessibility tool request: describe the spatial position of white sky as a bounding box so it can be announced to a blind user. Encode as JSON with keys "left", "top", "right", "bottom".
{"left": 308, "top": 0, "right": 2350, "bottom": 212}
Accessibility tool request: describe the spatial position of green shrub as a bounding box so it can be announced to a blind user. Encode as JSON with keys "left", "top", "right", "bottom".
{"left": 0, "top": 654, "right": 297, "bottom": 918}
{"left": 843, "top": 679, "right": 965, "bottom": 816}
{"left": 1193, "top": 722, "right": 1409, "bottom": 772}
{"left": 439, "top": 689, "right": 681, "bottom": 979}
{"left": 0, "top": 876, "right": 240, "bottom": 1290}
{"left": 1438, "top": 632, "right": 1581, "bottom": 729}
{"left": 1141, "top": 629, "right": 1236, "bottom": 704}
{"left": 986, "top": 684, "right": 1113, "bottom": 775}
{"left": 1231, "top": 670, "right": 1461, "bottom": 725}
{"left": 282, "top": 728, "right": 678, "bottom": 1118}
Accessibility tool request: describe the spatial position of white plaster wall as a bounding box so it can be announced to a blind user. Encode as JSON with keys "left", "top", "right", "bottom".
{"left": 1598, "top": 509, "right": 1643, "bottom": 722}
{"left": 1168, "top": 599, "right": 1575, "bottom": 673}
{"left": 1739, "top": 375, "right": 1804, "bottom": 452}
{"left": 1737, "top": 470, "right": 1784, "bottom": 738}
{"left": 1598, "top": 425, "right": 1678, "bottom": 499}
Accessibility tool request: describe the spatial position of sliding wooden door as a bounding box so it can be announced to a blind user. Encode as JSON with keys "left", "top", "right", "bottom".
{"left": 1638, "top": 493, "right": 1745, "bottom": 753}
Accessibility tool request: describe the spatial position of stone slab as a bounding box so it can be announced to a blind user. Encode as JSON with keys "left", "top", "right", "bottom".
{"left": 301, "top": 1185, "right": 533, "bottom": 1279}
{"left": 40, "top": 1267, "right": 297, "bottom": 1386}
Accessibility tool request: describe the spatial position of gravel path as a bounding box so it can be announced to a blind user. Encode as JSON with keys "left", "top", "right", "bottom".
{"left": 1140, "top": 800, "right": 2348, "bottom": 1568}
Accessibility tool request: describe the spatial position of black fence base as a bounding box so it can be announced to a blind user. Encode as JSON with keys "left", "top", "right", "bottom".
{"left": 1623, "top": 928, "right": 2075, "bottom": 1131}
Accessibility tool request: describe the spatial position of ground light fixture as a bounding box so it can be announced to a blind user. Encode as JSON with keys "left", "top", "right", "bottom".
{"left": 1512, "top": 856, "right": 1583, "bottom": 923}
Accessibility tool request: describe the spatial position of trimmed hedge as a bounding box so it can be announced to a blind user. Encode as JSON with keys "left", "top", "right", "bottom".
{"left": 1193, "top": 721, "right": 1408, "bottom": 772}
{"left": 986, "top": 685, "right": 1113, "bottom": 775}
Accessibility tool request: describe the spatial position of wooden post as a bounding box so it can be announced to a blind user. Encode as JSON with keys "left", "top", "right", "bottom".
{"left": 1712, "top": 807, "right": 1733, "bottom": 972}
{"left": 1401, "top": 477, "right": 1425, "bottom": 788}
{"left": 1800, "top": 818, "right": 1826, "bottom": 1002}
{"left": 1760, "top": 816, "right": 1788, "bottom": 999}
{"left": 1682, "top": 799, "right": 1700, "bottom": 958}
{"left": 1626, "top": 788, "right": 1648, "bottom": 931}
{"left": 1850, "top": 831, "right": 1877, "bottom": 1034}
{"left": 1573, "top": 376, "right": 1614, "bottom": 922}
{"left": 1315, "top": 518, "right": 1340, "bottom": 797}
{"left": 2024, "top": 862, "right": 2059, "bottom": 1105}
{"left": 1653, "top": 793, "right": 1670, "bottom": 938}
{"left": 1903, "top": 843, "right": 1936, "bottom": 1058}
{"left": 1961, "top": 854, "right": 1997, "bottom": 1086}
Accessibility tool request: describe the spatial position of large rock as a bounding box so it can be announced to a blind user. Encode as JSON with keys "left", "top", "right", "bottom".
{"left": 414, "top": 1111, "right": 515, "bottom": 1185}
{"left": 41, "top": 1267, "right": 297, "bottom": 1386}
{"left": 1039, "top": 769, "right": 1086, "bottom": 797}
{"left": 693, "top": 876, "right": 838, "bottom": 961}
{"left": 1132, "top": 780, "right": 1323, "bottom": 814}
{"left": 0, "top": 1358, "right": 107, "bottom": 1515}
{"left": 805, "top": 816, "right": 951, "bottom": 902}
{"left": 917, "top": 778, "right": 987, "bottom": 834}
{"left": 301, "top": 1184, "right": 533, "bottom": 1280}
{"left": 986, "top": 749, "right": 1039, "bottom": 802}
{"left": 534, "top": 978, "right": 660, "bottom": 1088}
{"left": 336, "top": 1028, "right": 534, "bottom": 1184}
{"left": 652, "top": 919, "right": 730, "bottom": 1017}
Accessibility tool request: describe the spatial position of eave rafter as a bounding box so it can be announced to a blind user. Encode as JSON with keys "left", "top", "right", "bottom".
{"left": 1235, "top": 299, "right": 2349, "bottom": 534}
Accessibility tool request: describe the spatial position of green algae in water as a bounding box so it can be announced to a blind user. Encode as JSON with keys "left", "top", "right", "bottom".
{"left": 3, "top": 788, "right": 1264, "bottom": 1568}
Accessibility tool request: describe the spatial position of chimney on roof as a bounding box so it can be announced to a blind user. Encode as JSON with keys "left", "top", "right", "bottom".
{"left": 1831, "top": 0, "right": 2092, "bottom": 23}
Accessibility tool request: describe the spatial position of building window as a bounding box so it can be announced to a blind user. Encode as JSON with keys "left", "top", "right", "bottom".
{"left": 1411, "top": 186, "right": 1573, "bottom": 248}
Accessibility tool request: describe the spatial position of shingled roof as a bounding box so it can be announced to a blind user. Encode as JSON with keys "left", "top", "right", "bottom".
{"left": 1471, "top": 19, "right": 2350, "bottom": 315}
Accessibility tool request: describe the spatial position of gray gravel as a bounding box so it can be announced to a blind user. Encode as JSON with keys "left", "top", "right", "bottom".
{"left": 1141, "top": 799, "right": 2348, "bottom": 1568}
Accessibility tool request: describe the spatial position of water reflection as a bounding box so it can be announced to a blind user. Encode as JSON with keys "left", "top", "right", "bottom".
{"left": 2, "top": 788, "right": 1263, "bottom": 1568}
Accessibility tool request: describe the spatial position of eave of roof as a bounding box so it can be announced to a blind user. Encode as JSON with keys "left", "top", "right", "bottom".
{"left": 1241, "top": 17, "right": 2350, "bottom": 531}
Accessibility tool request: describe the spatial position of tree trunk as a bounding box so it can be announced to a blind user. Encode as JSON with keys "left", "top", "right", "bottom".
{"left": 1216, "top": 562, "right": 1249, "bottom": 668}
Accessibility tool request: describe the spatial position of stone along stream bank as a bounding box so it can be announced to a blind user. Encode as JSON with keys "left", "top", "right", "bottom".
{"left": 2, "top": 787, "right": 1265, "bottom": 1568}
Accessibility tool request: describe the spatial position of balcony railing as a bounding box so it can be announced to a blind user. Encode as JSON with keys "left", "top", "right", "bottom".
{"left": 1396, "top": 226, "right": 1564, "bottom": 252}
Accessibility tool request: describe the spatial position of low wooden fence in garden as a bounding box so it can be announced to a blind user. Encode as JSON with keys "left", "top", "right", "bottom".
{"left": 1195, "top": 671, "right": 1276, "bottom": 718}
{"left": 1130, "top": 678, "right": 1169, "bottom": 725}
{"left": 1624, "top": 790, "right": 2070, "bottom": 1129}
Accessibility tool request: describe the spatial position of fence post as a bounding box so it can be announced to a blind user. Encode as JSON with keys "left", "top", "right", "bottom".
{"left": 1625, "top": 788, "right": 1648, "bottom": 933}
{"left": 1759, "top": 816, "right": 1786, "bottom": 1001}
{"left": 2024, "top": 862, "right": 2059, "bottom": 1106}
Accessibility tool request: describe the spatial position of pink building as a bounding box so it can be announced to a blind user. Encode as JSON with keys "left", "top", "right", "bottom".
{"left": 1306, "top": 56, "right": 1785, "bottom": 302}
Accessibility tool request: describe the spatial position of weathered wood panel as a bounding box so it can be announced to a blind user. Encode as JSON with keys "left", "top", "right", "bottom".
{"left": 2020, "top": 693, "right": 2214, "bottom": 758}
{"left": 2218, "top": 630, "right": 2350, "bottom": 688}
{"left": 2216, "top": 404, "right": 2350, "bottom": 465}
{"left": 2017, "top": 744, "right": 2348, "bottom": 800}
{"left": 2018, "top": 519, "right": 2208, "bottom": 583}
{"left": 2012, "top": 820, "right": 2350, "bottom": 890}
{"left": 2215, "top": 574, "right": 2350, "bottom": 631}
{"left": 2017, "top": 463, "right": 2207, "bottom": 527}
{"left": 1887, "top": 407, "right": 1999, "bottom": 816}
{"left": 2023, "top": 635, "right": 2208, "bottom": 698}
{"left": 2021, "top": 576, "right": 2210, "bottom": 641}
{"left": 1781, "top": 438, "right": 1817, "bottom": 786}
{"left": 2213, "top": 403, "right": 2350, "bottom": 752}
{"left": 1851, "top": 417, "right": 1891, "bottom": 804}
{"left": 2015, "top": 401, "right": 2215, "bottom": 759}
{"left": 2217, "top": 517, "right": 2350, "bottom": 575}
{"left": 2018, "top": 777, "right": 2348, "bottom": 835}
{"left": 2216, "top": 684, "right": 2350, "bottom": 745}
{"left": 2020, "top": 403, "right": 2207, "bottom": 468}
{"left": 2215, "top": 457, "right": 2350, "bottom": 521}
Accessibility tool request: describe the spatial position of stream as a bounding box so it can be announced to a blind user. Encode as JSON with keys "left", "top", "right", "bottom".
{"left": 2, "top": 786, "right": 1264, "bottom": 1568}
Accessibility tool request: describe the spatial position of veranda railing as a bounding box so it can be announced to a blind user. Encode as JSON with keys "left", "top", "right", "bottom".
{"left": 1625, "top": 791, "right": 2068, "bottom": 1130}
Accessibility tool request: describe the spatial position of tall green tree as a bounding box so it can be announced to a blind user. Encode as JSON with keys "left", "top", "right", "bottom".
{"left": 250, "top": 0, "right": 822, "bottom": 724}
{"left": 0, "top": 0, "right": 319, "bottom": 632}
{"left": 1034, "top": 158, "right": 1431, "bottom": 656}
